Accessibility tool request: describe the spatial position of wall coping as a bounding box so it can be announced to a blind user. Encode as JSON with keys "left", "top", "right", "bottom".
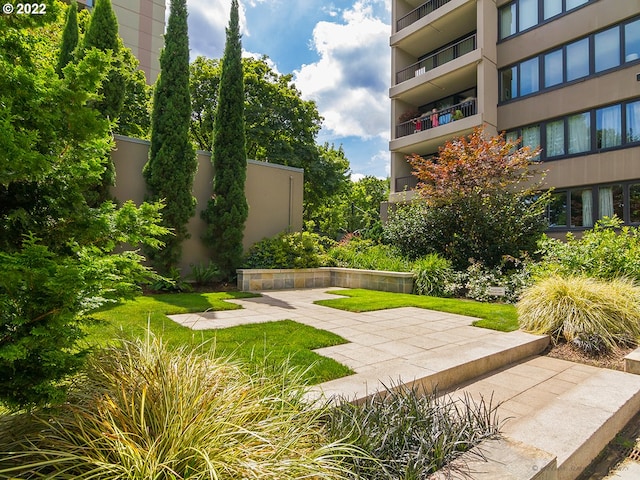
{"left": 237, "top": 267, "right": 414, "bottom": 278}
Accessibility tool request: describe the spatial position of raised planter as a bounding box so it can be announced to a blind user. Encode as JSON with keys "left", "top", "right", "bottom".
{"left": 236, "top": 267, "right": 414, "bottom": 293}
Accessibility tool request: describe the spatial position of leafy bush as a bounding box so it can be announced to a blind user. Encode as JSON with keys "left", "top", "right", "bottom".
{"left": 188, "top": 261, "right": 222, "bottom": 286}
{"left": 536, "top": 216, "right": 640, "bottom": 281}
{"left": 454, "top": 258, "right": 534, "bottom": 304}
{"left": 517, "top": 275, "right": 640, "bottom": 353}
{"left": 412, "top": 253, "right": 453, "bottom": 297}
{"left": 326, "top": 383, "right": 501, "bottom": 479}
{"left": 382, "top": 202, "right": 436, "bottom": 260}
{"left": 243, "top": 231, "right": 334, "bottom": 269}
{"left": 328, "top": 238, "right": 411, "bottom": 272}
{"left": 0, "top": 335, "right": 357, "bottom": 479}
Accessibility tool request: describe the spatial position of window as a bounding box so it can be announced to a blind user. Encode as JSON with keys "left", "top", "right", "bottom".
{"left": 548, "top": 192, "right": 567, "bottom": 227}
{"left": 546, "top": 120, "right": 565, "bottom": 157}
{"left": 566, "top": 38, "right": 590, "bottom": 81}
{"left": 544, "top": 49, "right": 563, "bottom": 87}
{"left": 571, "top": 188, "right": 593, "bottom": 227}
{"left": 520, "top": 57, "right": 539, "bottom": 96}
{"left": 595, "top": 26, "right": 621, "bottom": 72}
{"left": 519, "top": 0, "right": 538, "bottom": 32}
{"left": 625, "top": 19, "right": 640, "bottom": 62}
{"left": 627, "top": 101, "right": 640, "bottom": 143}
{"left": 500, "top": 67, "right": 517, "bottom": 102}
{"left": 630, "top": 184, "right": 640, "bottom": 223}
{"left": 499, "top": 4, "right": 516, "bottom": 40}
{"left": 568, "top": 112, "right": 590, "bottom": 154}
{"left": 598, "top": 184, "right": 623, "bottom": 219}
{"left": 566, "top": 0, "right": 588, "bottom": 9}
{"left": 596, "top": 105, "right": 622, "bottom": 149}
{"left": 522, "top": 125, "right": 541, "bottom": 159}
{"left": 543, "top": 0, "right": 562, "bottom": 20}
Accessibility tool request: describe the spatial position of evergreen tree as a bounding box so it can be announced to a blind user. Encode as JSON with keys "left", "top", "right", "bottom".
{"left": 56, "top": 0, "right": 78, "bottom": 76}
{"left": 201, "top": 0, "right": 248, "bottom": 279}
{"left": 143, "top": 0, "right": 197, "bottom": 274}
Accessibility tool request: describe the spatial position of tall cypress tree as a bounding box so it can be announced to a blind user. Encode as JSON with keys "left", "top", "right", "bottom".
{"left": 56, "top": 0, "right": 78, "bottom": 77}
{"left": 143, "top": 0, "right": 197, "bottom": 274}
{"left": 202, "top": 0, "right": 248, "bottom": 279}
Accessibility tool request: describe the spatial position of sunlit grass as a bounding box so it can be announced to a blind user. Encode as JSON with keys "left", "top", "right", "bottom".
{"left": 316, "top": 289, "right": 518, "bottom": 332}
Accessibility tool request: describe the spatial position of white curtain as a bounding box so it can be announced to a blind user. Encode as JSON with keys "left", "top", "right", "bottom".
{"left": 599, "top": 187, "right": 614, "bottom": 218}
{"left": 627, "top": 102, "right": 640, "bottom": 143}
{"left": 522, "top": 126, "right": 540, "bottom": 159}
{"left": 568, "top": 113, "right": 590, "bottom": 154}
{"left": 598, "top": 106, "right": 621, "bottom": 148}
{"left": 546, "top": 121, "right": 565, "bottom": 157}
{"left": 581, "top": 190, "right": 593, "bottom": 227}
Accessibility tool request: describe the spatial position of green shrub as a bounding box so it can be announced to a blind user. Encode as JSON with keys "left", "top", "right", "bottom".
{"left": 412, "top": 253, "right": 453, "bottom": 297}
{"left": 326, "top": 383, "right": 501, "bottom": 479}
{"left": 187, "top": 261, "right": 222, "bottom": 286}
{"left": 457, "top": 259, "right": 534, "bottom": 304}
{"left": 517, "top": 275, "right": 640, "bottom": 353}
{"left": 536, "top": 216, "right": 640, "bottom": 281}
{"left": 328, "top": 238, "right": 411, "bottom": 272}
{"left": 0, "top": 335, "right": 357, "bottom": 479}
{"left": 243, "top": 231, "right": 334, "bottom": 269}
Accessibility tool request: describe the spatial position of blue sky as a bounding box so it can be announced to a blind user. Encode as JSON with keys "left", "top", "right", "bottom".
{"left": 185, "top": 0, "right": 392, "bottom": 180}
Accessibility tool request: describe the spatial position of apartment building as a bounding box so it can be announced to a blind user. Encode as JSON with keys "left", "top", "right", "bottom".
{"left": 74, "top": 0, "right": 165, "bottom": 83}
{"left": 387, "top": 0, "right": 640, "bottom": 234}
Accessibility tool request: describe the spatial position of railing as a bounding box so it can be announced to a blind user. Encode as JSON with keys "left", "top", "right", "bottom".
{"left": 395, "top": 175, "right": 419, "bottom": 192}
{"left": 396, "top": 98, "right": 477, "bottom": 139}
{"left": 397, "top": 0, "right": 452, "bottom": 31}
{"left": 396, "top": 34, "right": 476, "bottom": 84}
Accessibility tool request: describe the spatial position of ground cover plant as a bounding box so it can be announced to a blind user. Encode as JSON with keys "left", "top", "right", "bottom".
{"left": 87, "top": 291, "right": 352, "bottom": 384}
{"left": 316, "top": 289, "right": 518, "bottom": 332}
{"left": 326, "top": 383, "right": 502, "bottom": 479}
{"left": 0, "top": 335, "right": 359, "bottom": 479}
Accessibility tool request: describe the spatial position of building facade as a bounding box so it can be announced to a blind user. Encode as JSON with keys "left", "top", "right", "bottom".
{"left": 388, "top": 0, "right": 640, "bottom": 234}
{"left": 75, "top": 0, "right": 165, "bottom": 83}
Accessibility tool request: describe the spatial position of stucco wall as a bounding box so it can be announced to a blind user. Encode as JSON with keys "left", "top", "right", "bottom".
{"left": 110, "top": 135, "right": 304, "bottom": 274}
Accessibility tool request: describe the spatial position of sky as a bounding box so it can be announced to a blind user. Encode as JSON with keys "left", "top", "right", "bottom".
{"left": 185, "top": 0, "right": 392, "bottom": 180}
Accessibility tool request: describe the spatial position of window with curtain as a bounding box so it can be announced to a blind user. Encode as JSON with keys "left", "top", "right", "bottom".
{"left": 568, "top": 113, "right": 590, "bottom": 154}
{"left": 571, "top": 189, "right": 593, "bottom": 227}
{"left": 596, "top": 105, "right": 622, "bottom": 149}
{"left": 625, "top": 19, "right": 640, "bottom": 62}
{"left": 500, "top": 67, "right": 517, "bottom": 101}
{"left": 543, "top": 0, "right": 562, "bottom": 20}
{"left": 630, "top": 184, "right": 640, "bottom": 223}
{"left": 544, "top": 49, "right": 563, "bottom": 87}
{"left": 519, "top": 0, "right": 538, "bottom": 32}
{"left": 627, "top": 101, "right": 640, "bottom": 143}
{"left": 566, "top": 38, "right": 590, "bottom": 81}
{"left": 506, "top": 131, "right": 519, "bottom": 153}
{"left": 499, "top": 3, "right": 516, "bottom": 40}
{"left": 519, "top": 57, "right": 539, "bottom": 96}
{"left": 546, "top": 120, "right": 565, "bottom": 157}
{"left": 595, "top": 26, "right": 621, "bottom": 72}
{"left": 522, "top": 125, "right": 541, "bottom": 160}
{"left": 598, "top": 184, "right": 623, "bottom": 219}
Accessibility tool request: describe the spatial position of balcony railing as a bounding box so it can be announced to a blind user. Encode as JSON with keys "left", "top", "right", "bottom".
{"left": 396, "top": 0, "right": 452, "bottom": 31}
{"left": 396, "top": 98, "right": 477, "bottom": 139}
{"left": 396, "top": 34, "right": 476, "bottom": 84}
{"left": 395, "top": 175, "right": 419, "bottom": 192}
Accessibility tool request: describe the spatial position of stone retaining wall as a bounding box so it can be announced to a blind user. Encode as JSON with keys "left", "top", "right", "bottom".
{"left": 237, "top": 267, "right": 414, "bottom": 293}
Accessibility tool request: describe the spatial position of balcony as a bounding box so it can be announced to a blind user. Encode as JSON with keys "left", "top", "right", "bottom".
{"left": 396, "top": 34, "right": 476, "bottom": 84}
{"left": 395, "top": 175, "right": 420, "bottom": 192}
{"left": 396, "top": 98, "right": 476, "bottom": 139}
{"left": 397, "top": 0, "right": 453, "bottom": 31}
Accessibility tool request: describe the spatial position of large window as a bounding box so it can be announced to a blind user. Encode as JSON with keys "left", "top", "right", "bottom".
{"left": 546, "top": 120, "right": 565, "bottom": 157}
{"left": 627, "top": 101, "right": 640, "bottom": 143}
{"left": 499, "top": 0, "right": 594, "bottom": 40}
{"left": 568, "top": 112, "right": 590, "bottom": 154}
{"left": 499, "top": 16, "right": 640, "bottom": 103}
{"left": 596, "top": 105, "right": 622, "bottom": 149}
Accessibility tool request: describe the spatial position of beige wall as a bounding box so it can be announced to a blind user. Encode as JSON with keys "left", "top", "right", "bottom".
{"left": 110, "top": 135, "right": 304, "bottom": 274}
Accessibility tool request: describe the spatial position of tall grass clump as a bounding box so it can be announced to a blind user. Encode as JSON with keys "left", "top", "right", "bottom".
{"left": 0, "top": 334, "right": 358, "bottom": 479}
{"left": 518, "top": 275, "right": 640, "bottom": 353}
{"left": 412, "top": 253, "right": 453, "bottom": 297}
{"left": 325, "top": 384, "right": 502, "bottom": 479}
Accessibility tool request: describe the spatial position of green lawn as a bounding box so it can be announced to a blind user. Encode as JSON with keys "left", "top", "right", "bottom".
{"left": 316, "top": 289, "right": 519, "bottom": 332}
{"left": 86, "top": 291, "right": 352, "bottom": 384}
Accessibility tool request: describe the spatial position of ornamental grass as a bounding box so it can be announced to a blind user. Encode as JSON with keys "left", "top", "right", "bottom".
{"left": 517, "top": 275, "right": 640, "bottom": 353}
{"left": 0, "top": 334, "right": 359, "bottom": 479}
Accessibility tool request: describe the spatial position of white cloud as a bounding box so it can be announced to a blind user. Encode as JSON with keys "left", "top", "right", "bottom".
{"left": 350, "top": 173, "right": 366, "bottom": 182}
{"left": 294, "top": 0, "right": 391, "bottom": 141}
{"left": 186, "top": 0, "right": 249, "bottom": 59}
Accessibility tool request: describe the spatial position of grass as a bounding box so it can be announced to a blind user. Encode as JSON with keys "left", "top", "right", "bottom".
{"left": 85, "top": 291, "right": 352, "bottom": 384}
{"left": 316, "top": 289, "right": 519, "bottom": 332}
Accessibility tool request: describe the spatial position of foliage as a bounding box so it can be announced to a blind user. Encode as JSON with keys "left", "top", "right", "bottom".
{"left": 187, "top": 261, "right": 223, "bottom": 286}
{"left": 382, "top": 201, "right": 436, "bottom": 260}
{"left": 315, "top": 289, "right": 519, "bottom": 332}
{"left": 0, "top": 335, "right": 358, "bottom": 479}
{"left": 143, "top": 0, "right": 197, "bottom": 274}
{"left": 328, "top": 238, "right": 410, "bottom": 272}
{"left": 201, "top": 0, "right": 248, "bottom": 279}
{"left": 56, "top": 0, "right": 78, "bottom": 76}
{"left": 536, "top": 216, "right": 640, "bottom": 281}
{"left": 412, "top": 253, "right": 453, "bottom": 297}
{"left": 399, "top": 128, "right": 550, "bottom": 269}
{"left": 0, "top": 11, "right": 167, "bottom": 407}
{"left": 326, "top": 383, "right": 501, "bottom": 479}
{"left": 117, "top": 46, "right": 152, "bottom": 139}
{"left": 243, "top": 231, "right": 334, "bottom": 269}
{"left": 518, "top": 275, "right": 640, "bottom": 353}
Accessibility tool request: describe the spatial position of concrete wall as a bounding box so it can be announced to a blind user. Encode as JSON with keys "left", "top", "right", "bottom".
{"left": 110, "top": 135, "right": 304, "bottom": 274}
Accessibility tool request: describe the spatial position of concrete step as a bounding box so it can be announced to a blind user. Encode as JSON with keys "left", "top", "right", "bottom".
{"left": 443, "top": 356, "right": 640, "bottom": 480}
